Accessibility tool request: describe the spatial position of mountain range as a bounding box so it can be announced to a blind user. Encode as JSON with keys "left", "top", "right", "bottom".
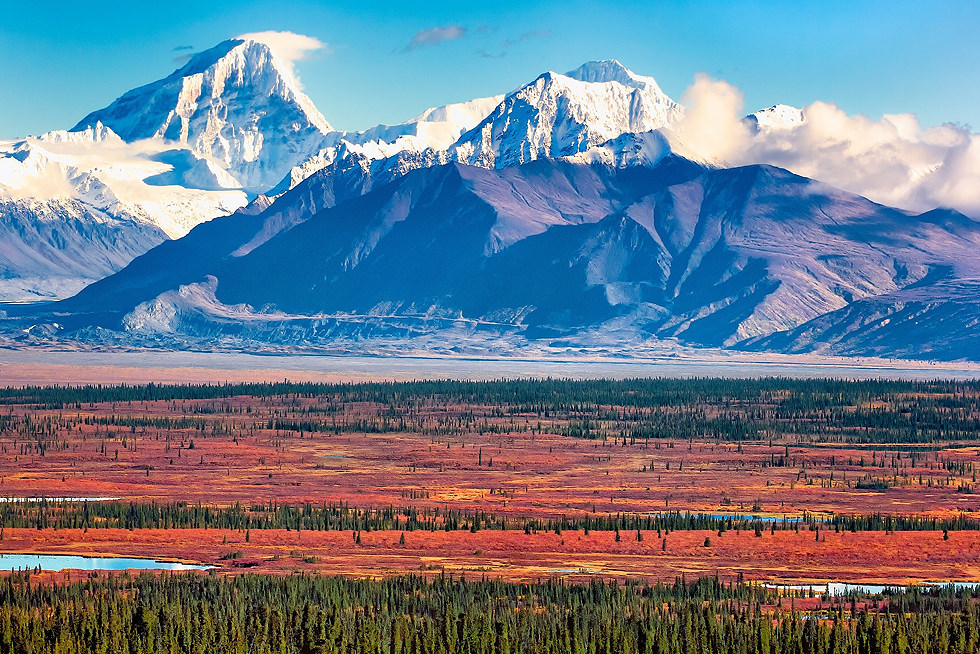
{"left": 3, "top": 37, "right": 978, "bottom": 361}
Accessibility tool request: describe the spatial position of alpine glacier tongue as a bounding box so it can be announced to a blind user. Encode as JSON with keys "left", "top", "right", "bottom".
{"left": 73, "top": 39, "right": 332, "bottom": 191}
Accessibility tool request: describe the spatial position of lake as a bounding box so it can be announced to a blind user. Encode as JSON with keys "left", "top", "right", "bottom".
{"left": 0, "top": 553, "right": 210, "bottom": 571}
{"left": 0, "top": 497, "right": 120, "bottom": 503}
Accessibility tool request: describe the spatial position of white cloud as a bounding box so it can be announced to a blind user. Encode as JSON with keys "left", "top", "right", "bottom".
{"left": 235, "top": 31, "right": 328, "bottom": 88}
{"left": 667, "top": 74, "right": 980, "bottom": 218}
{"left": 668, "top": 73, "right": 752, "bottom": 164}
{"left": 404, "top": 25, "right": 467, "bottom": 51}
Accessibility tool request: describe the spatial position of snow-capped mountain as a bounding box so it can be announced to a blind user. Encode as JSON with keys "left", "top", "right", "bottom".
{"left": 0, "top": 36, "right": 339, "bottom": 302}
{"left": 0, "top": 124, "right": 247, "bottom": 237}
{"left": 279, "top": 60, "right": 684, "bottom": 194}
{"left": 74, "top": 38, "right": 332, "bottom": 191}
{"left": 449, "top": 60, "right": 684, "bottom": 168}
{"left": 248, "top": 60, "right": 690, "bottom": 250}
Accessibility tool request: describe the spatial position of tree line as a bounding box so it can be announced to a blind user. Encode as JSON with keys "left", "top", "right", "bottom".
{"left": 5, "top": 500, "right": 980, "bottom": 534}
{"left": 0, "top": 571, "right": 978, "bottom": 654}
{"left": 5, "top": 377, "right": 980, "bottom": 444}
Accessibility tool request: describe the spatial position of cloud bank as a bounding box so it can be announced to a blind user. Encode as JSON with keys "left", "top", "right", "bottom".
{"left": 668, "top": 75, "right": 980, "bottom": 217}
{"left": 236, "top": 31, "right": 328, "bottom": 87}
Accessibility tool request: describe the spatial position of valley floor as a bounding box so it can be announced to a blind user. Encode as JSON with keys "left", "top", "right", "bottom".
{"left": 1, "top": 377, "right": 980, "bottom": 588}
{"left": 10, "top": 527, "right": 980, "bottom": 588}
{"left": 0, "top": 347, "right": 978, "bottom": 385}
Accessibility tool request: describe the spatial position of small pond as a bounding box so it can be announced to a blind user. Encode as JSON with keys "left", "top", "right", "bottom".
{"left": 0, "top": 497, "right": 120, "bottom": 503}
{"left": 0, "top": 553, "right": 210, "bottom": 571}
{"left": 647, "top": 513, "right": 804, "bottom": 523}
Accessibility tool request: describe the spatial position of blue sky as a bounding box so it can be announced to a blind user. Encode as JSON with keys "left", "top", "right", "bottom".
{"left": 1, "top": 0, "right": 978, "bottom": 138}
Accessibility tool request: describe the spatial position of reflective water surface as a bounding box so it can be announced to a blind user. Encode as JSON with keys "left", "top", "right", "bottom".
{"left": 0, "top": 553, "right": 210, "bottom": 571}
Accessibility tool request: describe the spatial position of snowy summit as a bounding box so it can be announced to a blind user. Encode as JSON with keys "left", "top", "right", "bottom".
{"left": 74, "top": 38, "right": 332, "bottom": 191}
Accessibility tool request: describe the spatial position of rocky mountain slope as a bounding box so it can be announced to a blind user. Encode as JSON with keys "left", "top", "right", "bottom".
{"left": 29, "top": 148, "right": 980, "bottom": 360}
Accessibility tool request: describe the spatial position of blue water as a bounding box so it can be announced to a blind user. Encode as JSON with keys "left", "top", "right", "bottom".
{"left": 703, "top": 513, "right": 802, "bottom": 523}
{"left": 0, "top": 553, "right": 210, "bottom": 571}
{"left": 0, "top": 497, "right": 120, "bottom": 503}
{"left": 647, "top": 513, "right": 803, "bottom": 523}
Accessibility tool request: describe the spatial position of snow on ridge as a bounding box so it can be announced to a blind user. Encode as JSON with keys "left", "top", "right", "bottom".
{"left": 0, "top": 116, "right": 248, "bottom": 301}
{"left": 564, "top": 130, "right": 673, "bottom": 168}
{"left": 38, "top": 122, "right": 122, "bottom": 146}
{"left": 280, "top": 94, "right": 505, "bottom": 190}
{"left": 746, "top": 104, "right": 806, "bottom": 132}
{"left": 0, "top": 132, "right": 246, "bottom": 234}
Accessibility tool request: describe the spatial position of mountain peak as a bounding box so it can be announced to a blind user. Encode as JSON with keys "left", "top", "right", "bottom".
{"left": 169, "top": 38, "right": 246, "bottom": 79}
{"left": 564, "top": 59, "right": 658, "bottom": 91}
{"left": 450, "top": 60, "right": 682, "bottom": 168}
{"left": 746, "top": 104, "right": 805, "bottom": 132}
{"left": 71, "top": 37, "right": 331, "bottom": 191}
